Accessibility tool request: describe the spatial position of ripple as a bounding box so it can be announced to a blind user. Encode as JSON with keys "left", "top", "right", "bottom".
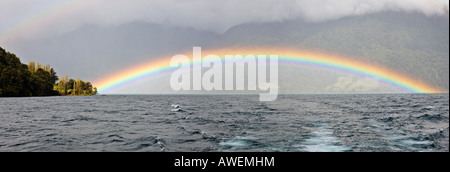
{"left": 0, "top": 94, "right": 448, "bottom": 152}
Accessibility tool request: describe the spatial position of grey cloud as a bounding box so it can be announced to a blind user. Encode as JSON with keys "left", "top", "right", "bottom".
{"left": 1, "top": 0, "right": 448, "bottom": 40}
{"left": 82, "top": 0, "right": 450, "bottom": 31}
{"left": 295, "top": 0, "right": 449, "bottom": 22}
{"left": 65, "top": 0, "right": 450, "bottom": 31}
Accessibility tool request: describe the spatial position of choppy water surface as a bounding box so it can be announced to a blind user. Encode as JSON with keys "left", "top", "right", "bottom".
{"left": 0, "top": 94, "right": 448, "bottom": 152}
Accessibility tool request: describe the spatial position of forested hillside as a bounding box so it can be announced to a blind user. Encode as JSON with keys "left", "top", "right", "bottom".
{"left": 220, "top": 12, "right": 449, "bottom": 91}
{"left": 0, "top": 46, "right": 57, "bottom": 96}
{"left": 0, "top": 46, "right": 97, "bottom": 97}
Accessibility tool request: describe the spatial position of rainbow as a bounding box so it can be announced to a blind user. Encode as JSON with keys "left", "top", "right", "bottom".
{"left": 1, "top": 2, "right": 443, "bottom": 94}
{"left": 0, "top": 0, "right": 95, "bottom": 44}
{"left": 93, "top": 47, "right": 442, "bottom": 94}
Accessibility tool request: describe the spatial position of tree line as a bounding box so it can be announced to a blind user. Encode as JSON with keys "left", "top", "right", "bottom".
{"left": 0, "top": 46, "right": 97, "bottom": 97}
{"left": 55, "top": 75, "right": 97, "bottom": 96}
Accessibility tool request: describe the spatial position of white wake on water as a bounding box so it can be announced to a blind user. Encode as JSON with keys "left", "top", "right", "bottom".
{"left": 297, "top": 123, "right": 350, "bottom": 152}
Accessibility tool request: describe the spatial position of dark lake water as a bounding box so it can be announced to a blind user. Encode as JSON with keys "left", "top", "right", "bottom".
{"left": 0, "top": 94, "right": 448, "bottom": 152}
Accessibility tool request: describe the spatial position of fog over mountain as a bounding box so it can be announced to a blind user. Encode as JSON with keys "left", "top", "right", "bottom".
{"left": 1, "top": 0, "right": 448, "bottom": 36}
{"left": 4, "top": 11, "right": 447, "bottom": 94}
{"left": 1, "top": 0, "right": 448, "bottom": 94}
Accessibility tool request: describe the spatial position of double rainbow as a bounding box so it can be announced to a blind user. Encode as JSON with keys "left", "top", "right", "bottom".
{"left": 0, "top": 2, "right": 443, "bottom": 94}
{"left": 93, "top": 47, "right": 442, "bottom": 94}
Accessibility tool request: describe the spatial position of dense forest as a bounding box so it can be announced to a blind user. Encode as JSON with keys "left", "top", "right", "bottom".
{"left": 0, "top": 46, "right": 96, "bottom": 97}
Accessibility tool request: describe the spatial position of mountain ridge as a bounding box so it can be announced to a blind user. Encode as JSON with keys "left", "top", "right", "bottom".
{"left": 4, "top": 11, "right": 448, "bottom": 93}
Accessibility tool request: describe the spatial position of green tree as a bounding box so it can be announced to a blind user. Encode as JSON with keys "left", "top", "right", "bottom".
{"left": 0, "top": 66, "right": 20, "bottom": 96}
{"left": 85, "top": 82, "right": 93, "bottom": 94}
{"left": 50, "top": 68, "right": 58, "bottom": 85}
{"left": 93, "top": 87, "right": 98, "bottom": 95}
{"left": 30, "top": 68, "right": 57, "bottom": 96}
{"left": 67, "top": 79, "right": 75, "bottom": 90}
{"left": 1, "top": 49, "right": 33, "bottom": 97}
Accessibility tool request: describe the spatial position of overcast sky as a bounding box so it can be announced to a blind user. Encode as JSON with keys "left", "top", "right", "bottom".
{"left": 0, "top": 0, "right": 448, "bottom": 94}
{"left": 1, "top": 0, "right": 449, "bottom": 41}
